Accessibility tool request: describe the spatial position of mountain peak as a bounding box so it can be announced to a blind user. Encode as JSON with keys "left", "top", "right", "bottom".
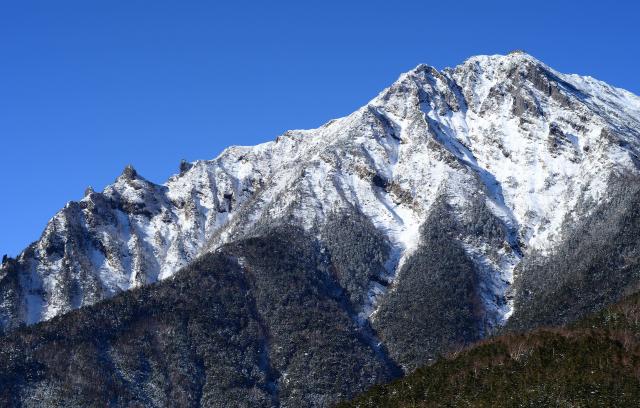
{"left": 457, "top": 51, "right": 547, "bottom": 73}
{"left": 120, "top": 164, "right": 138, "bottom": 180}
{"left": 409, "top": 63, "right": 438, "bottom": 75}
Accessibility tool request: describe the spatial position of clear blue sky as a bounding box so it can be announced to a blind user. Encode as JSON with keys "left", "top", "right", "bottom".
{"left": 1, "top": 1, "right": 639, "bottom": 256}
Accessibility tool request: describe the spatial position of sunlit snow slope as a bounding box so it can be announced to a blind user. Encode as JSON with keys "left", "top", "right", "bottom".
{"left": 2, "top": 51, "right": 639, "bottom": 333}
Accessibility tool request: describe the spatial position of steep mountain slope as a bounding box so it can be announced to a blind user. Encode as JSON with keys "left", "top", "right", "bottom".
{"left": 337, "top": 291, "right": 640, "bottom": 408}
{"left": 3, "top": 52, "right": 639, "bottom": 335}
{"left": 2, "top": 51, "right": 640, "bottom": 406}
{"left": 507, "top": 173, "right": 640, "bottom": 330}
{"left": 0, "top": 227, "right": 400, "bottom": 407}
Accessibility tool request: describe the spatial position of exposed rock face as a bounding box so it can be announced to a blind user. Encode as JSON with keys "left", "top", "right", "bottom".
{"left": 2, "top": 52, "right": 640, "bottom": 406}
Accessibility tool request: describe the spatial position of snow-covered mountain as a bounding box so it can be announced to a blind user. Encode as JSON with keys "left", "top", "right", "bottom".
{"left": 4, "top": 52, "right": 640, "bottom": 407}
{"left": 2, "top": 51, "right": 640, "bottom": 335}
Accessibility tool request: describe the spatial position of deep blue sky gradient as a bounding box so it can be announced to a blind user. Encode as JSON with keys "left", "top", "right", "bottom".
{"left": 2, "top": 0, "right": 639, "bottom": 255}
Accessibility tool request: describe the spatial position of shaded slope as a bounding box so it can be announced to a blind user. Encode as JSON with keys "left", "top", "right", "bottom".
{"left": 338, "top": 292, "right": 640, "bottom": 407}
{"left": 0, "top": 225, "right": 397, "bottom": 408}
{"left": 371, "top": 196, "right": 502, "bottom": 372}
{"left": 508, "top": 174, "right": 640, "bottom": 331}
{"left": 0, "top": 252, "right": 272, "bottom": 408}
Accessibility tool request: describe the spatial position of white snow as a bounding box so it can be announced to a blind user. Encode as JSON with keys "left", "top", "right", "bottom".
{"left": 13, "top": 52, "right": 640, "bottom": 331}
